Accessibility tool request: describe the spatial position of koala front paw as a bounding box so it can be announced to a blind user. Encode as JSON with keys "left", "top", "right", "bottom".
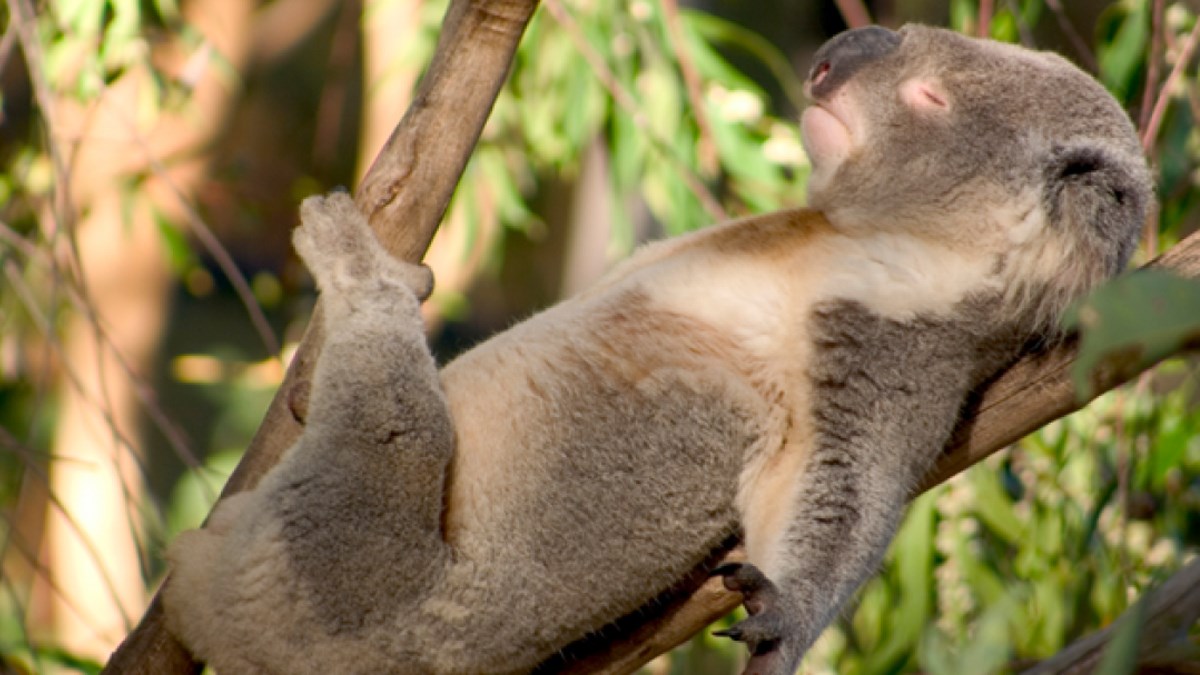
{"left": 712, "top": 563, "right": 801, "bottom": 675}
{"left": 293, "top": 191, "right": 433, "bottom": 302}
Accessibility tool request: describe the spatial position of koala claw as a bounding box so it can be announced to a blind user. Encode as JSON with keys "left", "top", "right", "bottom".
{"left": 293, "top": 191, "right": 434, "bottom": 302}
{"left": 712, "top": 562, "right": 793, "bottom": 670}
{"left": 711, "top": 562, "right": 780, "bottom": 615}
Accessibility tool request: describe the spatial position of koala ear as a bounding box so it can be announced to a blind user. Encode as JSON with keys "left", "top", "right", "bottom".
{"left": 1044, "top": 142, "right": 1152, "bottom": 275}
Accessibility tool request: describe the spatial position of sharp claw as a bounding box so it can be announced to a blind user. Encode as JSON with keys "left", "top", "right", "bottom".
{"left": 710, "top": 562, "right": 744, "bottom": 578}
{"left": 713, "top": 627, "right": 743, "bottom": 641}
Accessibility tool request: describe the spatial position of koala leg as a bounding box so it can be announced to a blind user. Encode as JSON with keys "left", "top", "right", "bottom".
{"left": 280, "top": 190, "right": 454, "bottom": 602}
{"left": 166, "top": 192, "right": 457, "bottom": 673}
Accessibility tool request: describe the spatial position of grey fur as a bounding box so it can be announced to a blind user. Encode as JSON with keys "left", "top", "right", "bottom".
{"left": 743, "top": 299, "right": 1028, "bottom": 667}
{"left": 162, "top": 24, "right": 1153, "bottom": 675}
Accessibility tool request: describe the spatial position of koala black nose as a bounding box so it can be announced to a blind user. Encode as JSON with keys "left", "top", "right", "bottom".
{"left": 808, "top": 26, "right": 901, "bottom": 99}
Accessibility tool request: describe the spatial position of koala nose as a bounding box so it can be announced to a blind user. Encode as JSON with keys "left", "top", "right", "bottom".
{"left": 808, "top": 26, "right": 901, "bottom": 99}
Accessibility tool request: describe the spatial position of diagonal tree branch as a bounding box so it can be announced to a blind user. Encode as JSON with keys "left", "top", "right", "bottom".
{"left": 100, "top": 0, "right": 541, "bottom": 672}
{"left": 546, "top": 230, "right": 1200, "bottom": 675}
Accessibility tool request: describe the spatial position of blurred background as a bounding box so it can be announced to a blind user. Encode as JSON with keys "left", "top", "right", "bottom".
{"left": 1, "top": 0, "right": 1199, "bottom": 672}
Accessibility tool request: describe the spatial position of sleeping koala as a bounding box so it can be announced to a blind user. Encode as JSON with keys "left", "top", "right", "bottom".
{"left": 163, "top": 24, "right": 1152, "bottom": 675}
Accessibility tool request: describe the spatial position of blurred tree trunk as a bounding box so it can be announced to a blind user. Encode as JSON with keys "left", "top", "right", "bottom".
{"left": 24, "top": 0, "right": 255, "bottom": 659}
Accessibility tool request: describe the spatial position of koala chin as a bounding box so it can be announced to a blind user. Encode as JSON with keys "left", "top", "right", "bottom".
{"left": 163, "top": 24, "right": 1152, "bottom": 675}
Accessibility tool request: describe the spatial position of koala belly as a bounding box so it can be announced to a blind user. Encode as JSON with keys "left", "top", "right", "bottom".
{"left": 425, "top": 290, "right": 775, "bottom": 667}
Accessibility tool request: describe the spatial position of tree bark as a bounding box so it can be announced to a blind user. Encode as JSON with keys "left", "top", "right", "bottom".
{"left": 100, "top": 0, "right": 541, "bottom": 672}
{"left": 546, "top": 231, "right": 1200, "bottom": 675}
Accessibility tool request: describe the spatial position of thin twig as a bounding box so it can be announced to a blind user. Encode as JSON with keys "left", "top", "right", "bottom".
{"left": 0, "top": 448, "right": 121, "bottom": 634}
{"left": 1003, "top": 0, "right": 1036, "bottom": 47}
{"left": 0, "top": 21, "right": 18, "bottom": 100}
{"left": 109, "top": 126, "right": 282, "bottom": 358}
{"left": 978, "top": 0, "right": 994, "bottom": 38}
{"left": 1138, "top": 0, "right": 1165, "bottom": 136}
{"left": 0, "top": 222, "right": 204, "bottom": 477}
{"left": 141, "top": 158, "right": 283, "bottom": 358}
{"left": 833, "top": 0, "right": 871, "bottom": 29}
{"left": 0, "top": 424, "right": 135, "bottom": 632}
{"left": 2, "top": 260, "right": 161, "bottom": 535}
{"left": 1, "top": 256, "right": 162, "bottom": 595}
{"left": 660, "top": 0, "right": 718, "bottom": 177}
{"left": 1140, "top": 14, "right": 1199, "bottom": 149}
{"left": 1140, "top": 17, "right": 1200, "bottom": 256}
{"left": 542, "top": 0, "right": 727, "bottom": 222}
{"left": 1045, "top": 0, "right": 1098, "bottom": 73}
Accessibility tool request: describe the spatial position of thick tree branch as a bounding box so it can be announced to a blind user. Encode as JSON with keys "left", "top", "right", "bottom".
{"left": 100, "top": 1, "right": 540, "bottom": 672}
{"left": 547, "top": 230, "right": 1200, "bottom": 675}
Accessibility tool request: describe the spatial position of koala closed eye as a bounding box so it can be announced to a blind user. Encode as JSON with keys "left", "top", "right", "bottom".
{"left": 899, "top": 78, "right": 949, "bottom": 112}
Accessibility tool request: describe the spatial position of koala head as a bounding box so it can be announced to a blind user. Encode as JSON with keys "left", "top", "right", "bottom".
{"left": 800, "top": 24, "right": 1154, "bottom": 330}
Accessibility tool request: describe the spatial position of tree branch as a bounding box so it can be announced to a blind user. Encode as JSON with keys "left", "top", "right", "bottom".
{"left": 100, "top": 1, "right": 540, "bottom": 672}
{"left": 545, "top": 229, "right": 1200, "bottom": 674}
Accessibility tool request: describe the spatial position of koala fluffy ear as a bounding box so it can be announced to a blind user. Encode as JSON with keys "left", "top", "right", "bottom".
{"left": 1044, "top": 142, "right": 1153, "bottom": 275}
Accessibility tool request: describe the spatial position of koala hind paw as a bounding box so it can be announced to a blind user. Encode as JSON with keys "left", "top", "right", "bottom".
{"left": 293, "top": 191, "right": 433, "bottom": 301}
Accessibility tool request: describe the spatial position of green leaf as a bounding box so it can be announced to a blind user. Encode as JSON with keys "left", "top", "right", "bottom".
{"left": 54, "top": 0, "right": 105, "bottom": 37}
{"left": 1066, "top": 270, "right": 1200, "bottom": 399}
{"left": 1096, "top": 2, "right": 1149, "bottom": 101}
{"left": 152, "top": 207, "right": 197, "bottom": 276}
{"left": 684, "top": 11, "right": 804, "bottom": 111}
{"left": 970, "top": 468, "right": 1024, "bottom": 545}
{"left": 1094, "top": 597, "right": 1146, "bottom": 675}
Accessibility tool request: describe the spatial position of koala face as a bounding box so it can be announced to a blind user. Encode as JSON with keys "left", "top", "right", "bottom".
{"left": 801, "top": 24, "right": 1153, "bottom": 329}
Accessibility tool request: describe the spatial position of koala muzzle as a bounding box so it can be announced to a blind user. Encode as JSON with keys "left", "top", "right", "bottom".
{"left": 808, "top": 26, "right": 900, "bottom": 99}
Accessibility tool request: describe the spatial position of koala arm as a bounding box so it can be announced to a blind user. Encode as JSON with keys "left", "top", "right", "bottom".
{"left": 722, "top": 301, "right": 998, "bottom": 675}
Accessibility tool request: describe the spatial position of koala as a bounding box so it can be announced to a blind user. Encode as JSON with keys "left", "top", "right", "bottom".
{"left": 163, "top": 24, "right": 1152, "bottom": 675}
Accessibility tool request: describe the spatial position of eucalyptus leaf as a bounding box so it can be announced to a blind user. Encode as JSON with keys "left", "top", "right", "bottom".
{"left": 1066, "top": 270, "right": 1200, "bottom": 399}
{"left": 1096, "top": 2, "right": 1149, "bottom": 101}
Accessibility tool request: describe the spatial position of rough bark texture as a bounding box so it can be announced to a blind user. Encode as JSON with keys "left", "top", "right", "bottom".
{"left": 99, "top": 0, "right": 540, "bottom": 672}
